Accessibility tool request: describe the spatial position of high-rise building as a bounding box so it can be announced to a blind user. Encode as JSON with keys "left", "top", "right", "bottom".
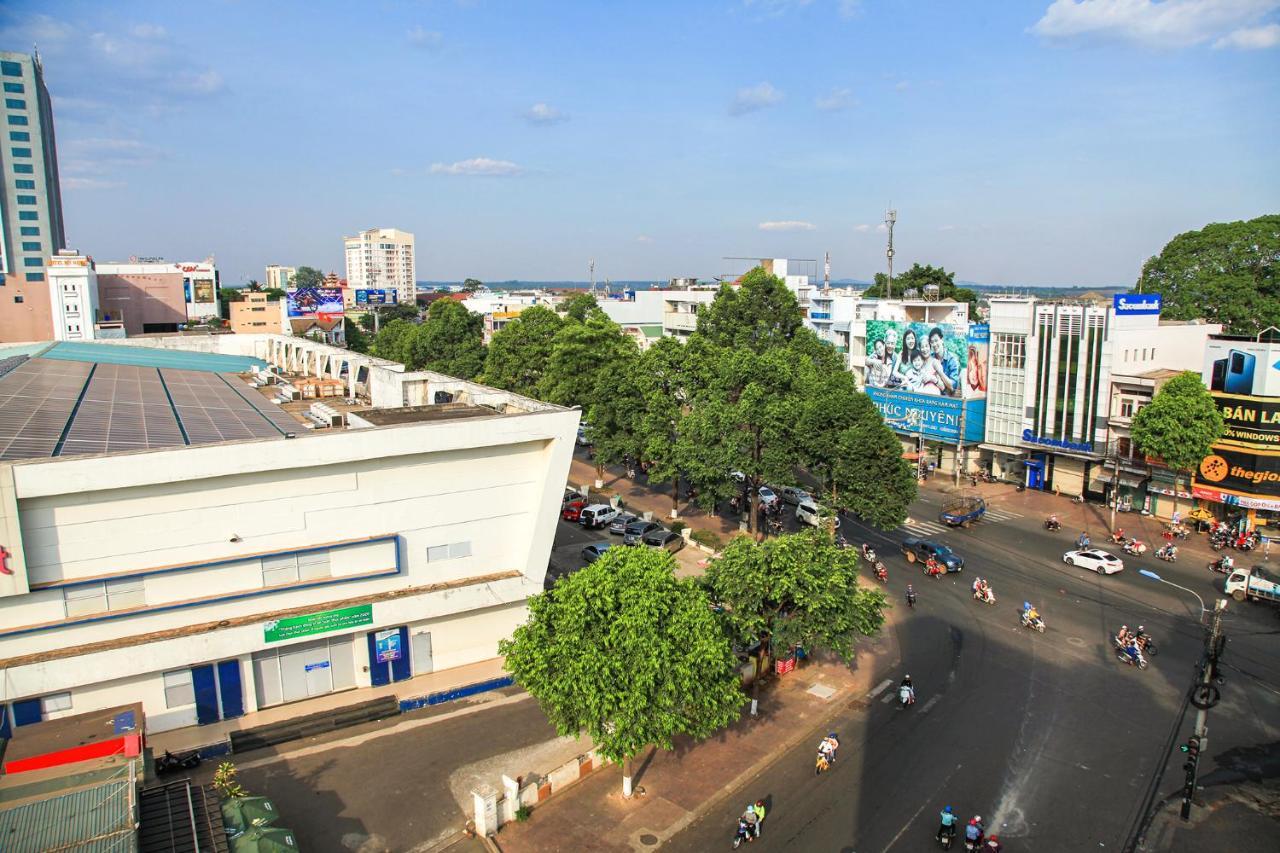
{"left": 344, "top": 228, "right": 415, "bottom": 303}
{"left": 0, "top": 49, "right": 66, "bottom": 342}
{"left": 265, "top": 264, "right": 295, "bottom": 291}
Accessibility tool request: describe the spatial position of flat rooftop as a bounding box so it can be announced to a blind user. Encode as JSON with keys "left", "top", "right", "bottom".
{"left": 355, "top": 403, "right": 497, "bottom": 426}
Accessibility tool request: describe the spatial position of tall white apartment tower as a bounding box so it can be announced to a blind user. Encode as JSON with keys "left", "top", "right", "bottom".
{"left": 343, "top": 228, "right": 415, "bottom": 304}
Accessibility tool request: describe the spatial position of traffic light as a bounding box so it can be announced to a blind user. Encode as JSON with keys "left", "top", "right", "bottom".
{"left": 1181, "top": 736, "right": 1201, "bottom": 774}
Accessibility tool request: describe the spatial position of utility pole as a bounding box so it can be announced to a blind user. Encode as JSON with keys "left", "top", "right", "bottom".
{"left": 885, "top": 208, "right": 897, "bottom": 299}
{"left": 1183, "top": 598, "right": 1228, "bottom": 820}
{"left": 589, "top": 259, "right": 596, "bottom": 300}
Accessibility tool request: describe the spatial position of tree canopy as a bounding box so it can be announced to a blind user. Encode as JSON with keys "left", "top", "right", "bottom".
{"left": 343, "top": 317, "right": 370, "bottom": 354}
{"left": 1131, "top": 371, "right": 1225, "bottom": 476}
{"left": 412, "top": 299, "right": 486, "bottom": 379}
{"left": 1137, "top": 215, "right": 1280, "bottom": 336}
{"left": 695, "top": 267, "right": 806, "bottom": 353}
{"left": 539, "top": 312, "right": 638, "bottom": 407}
{"left": 262, "top": 287, "right": 287, "bottom": 302}
{"left": 480, "top": 305, "right": 565, "bottom": 396}
{"left": 499, "top": 546, "right": 744, "bottom": 776}
{"left": 863, "top": 263, "right": 979, "bottom": 316}
{"left": 560, "top": 292, "right": 601, "bottom": 322}
{"left": 292, "top": 266, "right": 325, "bottom": 290}
{"left": 461, "top": 278, "right": 485, "bottom": 293}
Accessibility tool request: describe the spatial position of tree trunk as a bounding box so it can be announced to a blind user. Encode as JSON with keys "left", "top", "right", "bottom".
{"left": 749, "top": 632, "right": 770, "bottom": 716}
{"left": 623, "top": 755, "right": 634, "bottom": 797}
{"left": 671, "top": 476, "right": 679, "bottom": 517}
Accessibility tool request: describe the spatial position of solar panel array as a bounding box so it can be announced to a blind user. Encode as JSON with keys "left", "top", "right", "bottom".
{"left": 161, "top": 369, "right": 293, "bottom": 445}
{"left": 0, "top": 359, "right": 303, "bottom": 462}
{"left": 60, "top": 363, "right": 186, "bottom": 456}
{"left": 0, "top": 359, "right": 93, "bottom": 460}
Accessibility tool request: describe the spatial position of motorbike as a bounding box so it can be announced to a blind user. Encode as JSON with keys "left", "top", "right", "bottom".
{"left": 1123, "top": 540, "right": 1147, "bottom": 556}
{"left": 906, "top": 589, "right": 917, "bottom": 608}
{"left": 1044, "top": 518, "right": 1061, "bottom": 531}
{"left": 1209, "top": 534, "right": 1228, "bottom": 552}
{"left": 1155, "top": 546, "right": 1177, "bottom": 562}
{"left": 1108, "top": 532, "right": 1128, "bottom": 545}
{"left": 939, "top": 827, "right": 956, "bottom": 849}
{"left": 1168, "top": 525, "right": 1190, "bottom": 540}
{"left": 874, "top": 562, "right": 888, "bottom": 583}
{"left": 899, "top": 685, "right": 916, "bottom": 707}
{"left": 973, "top": 587, "right": 996, "bottom": 605}
{"left": 863, "top": 545, "right": 877, "bottom": 563}
{"left": 1114, "top": 636, "right": 1149, "bottom": 669}
{"left": 156, "top": 748, "right": 201, "bottom": 774}
{"left": 1208, "top": 558, "right": 1234, "bottom": 574}
{"left": 732, "top": 819, "right": 754, "bottom": 848}
{"left": 1021, "top": 610, "right": 1046, "bottom": 633}
{"left": 925, "top": 559, "right": 946, "bottom": 578}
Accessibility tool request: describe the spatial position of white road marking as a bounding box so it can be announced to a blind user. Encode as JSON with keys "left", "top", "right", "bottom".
{"left": 883, "top": 763, "right": 964, "bottom": 851}
{"left": 919, "top": 695, "right": 942, "bottom": 714}
{"left": 867, "top": 678, "right": 893, "bottom": 699}
{"left": 881, "top": 691, "right": 897, "bottom": 704}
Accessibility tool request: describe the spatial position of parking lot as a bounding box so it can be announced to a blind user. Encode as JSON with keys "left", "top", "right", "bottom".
{"left": 547, "top": 493, "right": 709, "bottom": 586}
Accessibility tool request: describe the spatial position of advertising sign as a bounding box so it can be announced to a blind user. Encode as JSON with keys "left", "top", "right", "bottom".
{"left": 1203, "top": 339, "right": 1280, "bottom": 397}
{"left": 263, "top": 604, "right": 373, "bottom": 643}
{"left": 374, "top": 628, "right": 402, "bottom": 663}
{"left": 355, "top": 289, "right": 398, "bottom": 306}
{"left": 1112, "top": 293, "right": 1162, "bottom": 316}
{"left": 192, "top": 279, "right": 216, "bottom": 304}
{"left": 1212, "top": 392, "right": 1280, "bottom": 450}
{"left": 287, "top": 287, "right": 345, "bottom": 318}
{"left": 865, "top": 321, "right": 987, "bottom": 401}
{"left": 183, "top": 278, "right": 192, "bottom": 303}
{"left": 866, "top": 388, "right": 986, "bottom": 443}
{"left": 1193, "top": 445, "right": 1280, "bottom": 502}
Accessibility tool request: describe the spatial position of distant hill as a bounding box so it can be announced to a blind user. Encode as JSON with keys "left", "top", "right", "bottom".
{"left": 416, "top": 279, "right": 1131, "bottom": 296}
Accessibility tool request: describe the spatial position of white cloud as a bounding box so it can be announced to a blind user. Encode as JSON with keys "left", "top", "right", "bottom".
{"left": 815, "top": 87, "right": 855, "bottom": 111}
{"left": 407, "top": 26, "right": 444, "bottom": 49}
{"left": 62, "top": 177, "right": 126, "bottom": 190}
{"left": 939, "top": 224, "right": 957, "bottom": 231}
{"left": 759, "top": 220, "right": 816, "bottom": 232}
{"left": 894, "top": 80, "right": 911, "bottom": 92}
{"left": 730, "top": 82, "right": 783, "bottom": 116}
{"left": 853, "top": 223, "right": 872, "bottom": 232}
{"left": 876, "top": 222, "right": 889, "bottom": 232}
{"left": 1214, "top": 21, "right": 1280, "bottom": 45}
{"left": 1031, "top": 0, "right": 1280, "bottom": 48}
{"left": 742, "top": 0, "right": 814, "bottom": 19}
{"left": 131, "top": 23, "right": 167, "bottom": 39}
{"left": 167, "top": 70, "right": 225, "bottom": 95}
{"left": 430, "top": 157, "right": 525, "bottom": 176}
{"left": 523, "top": 102, "right": 569, "bottom": 125}
{"left": 635, "top": 235, "right": 654, "bottom": 243}
{"left": 838, "top": 0, "right": 864, "bottom": 19}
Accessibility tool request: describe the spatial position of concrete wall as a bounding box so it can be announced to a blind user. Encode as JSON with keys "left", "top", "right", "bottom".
{"left": 0, "top": 272, "right": 53, "bottom": 342}
{"left": 96, "top": 273, "right": 187, "bottom": 335}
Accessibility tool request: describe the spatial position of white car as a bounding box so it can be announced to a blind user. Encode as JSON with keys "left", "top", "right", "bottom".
{"left": 1063, "top": 548, "right": 1125, "bottom": 575}
{"left": 758, "top": 486, "right": 780, "bottom": 508}
{"left": 796, "top": 500, "right": 841, "bottom": 529}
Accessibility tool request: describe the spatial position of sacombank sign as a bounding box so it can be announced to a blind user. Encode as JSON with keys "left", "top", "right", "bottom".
{"left": 1113, "top": 293, "right": 1162, "bottom": 316}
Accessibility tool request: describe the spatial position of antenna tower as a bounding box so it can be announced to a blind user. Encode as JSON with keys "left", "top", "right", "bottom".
{"left": 824, "top": 251, "right": 830, "bottom": 288}
{"left": 589, "top": 259, "right": 596, "bottom": 298}
{"left": 885, "top": 208, "right": 897, "bottom": 299}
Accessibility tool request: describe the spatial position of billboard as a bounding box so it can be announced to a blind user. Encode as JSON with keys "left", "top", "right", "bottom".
{"left": 1113, "top": 293, "right": 1162, "bottom": 316}
{"left": 1203, "top": 339, "right": 1280, "bottom": 397}
{"left": 865, "top": 389, "right": 987, "bottom": 443}
{"left": 1193, "top": 446, "right": 1280, "bottom": 510}
{"left": 355, "top": 289, "right": 398, "bottom": 306}
{"left": 865, "top": 321, "right": 987, "bottom": 401}
{"left": 1213, "top": 392, "right": 1280, "bottom": 450}
{"left": 192, "top": 278, "right": 216, "bottom": 304}
{"left": 287, "top": 287, "right": 345, "bottom": 318}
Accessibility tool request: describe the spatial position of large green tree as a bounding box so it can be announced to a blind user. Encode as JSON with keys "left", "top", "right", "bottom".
{"left": 343, "top": 317, "right": 370, "bottom": 354}
{"left": 704, "top": 529, "right": 887, "bottom": 714}
{"left": 292, "top": 266, "right": 325, "bottom": 289}
{"left": 560, "top": 292, "right": 601, "bottom": 322}
{"left": 634, "top": 337, "right": 691, "bottom": 517}
{"left": 411, "top": 299, "right": 486, "bottom": 379}
{"left": 539, "top": 312, "right": 637, "bottom": 407}
{"left": 500, "top": 546, "right": 744, "bottom": 795}
{"left": 480, "top": 306, "right": 565, "bottom": 396}
{"left": 863, "top": 263, "right": 980, "bottom": 316}
{"left": 1131, "top": 371, "right": 1225, "bottom": 513}
{"left": 695, "top": 267, "right": 806, "bottom": 353}
{"left": 461, "top": 278, "right": 485, "bottom": 293}
{"left": 369, "top": 318, "right": 417, "bottom": 364}
{"left": 1138, "top": 215, "right": 1280, "bottom": 336}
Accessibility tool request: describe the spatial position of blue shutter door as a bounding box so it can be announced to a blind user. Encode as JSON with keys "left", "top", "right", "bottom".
{"left": 391, "top": 626, "right": 412, "bottom": 682}
{"left": 0, "top": 704, "right": 11, "bottom": 739}
{"left": 12, "top": 698, "right": 42, "bottom": 727}
{"left": 217, "top": 659, "right": 244, "bottom": 720}
{"left": 367, "top": 631, "right": 389, "bottom": 687}
{"left": 191, "top": 665, "right": 219, "bottom": 725}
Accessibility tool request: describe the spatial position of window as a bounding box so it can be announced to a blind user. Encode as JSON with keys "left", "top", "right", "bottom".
{"left": 23, "top": 257, "right": 42, "bottom": 267}
{"left": 22, "top": 241, "right": 39, "bottom": 251}
{"left": 14, "top": 178, "right": 33, "bottom": 188}
{"left": 41, "top": 692, "right": 72, "bottom": 715}
{"left": 18, "top": 211, "right": 37, "bottom": 220}
{"left": 261, "top": 549, "right": 331, "bottom": 587}
{"left": 427, "top": 541, "right": 472, "bottom": 562}
{"left": 5, "top": 98, "right": 25, "bottom": 109}
{"left": 63, "top": 578, "right": 146, "bottom": 618}
{"left": 0, "top": 62, "right": 21, "bottom": 77}
{"left": 13, "top": 162, "right": 33, "bottom": 173}
{"left": 9, "top": 131, "right": 29, "bottom": 141}
{"left": 14, "top": 295, "right": 24, "bottom": 303}
{"left": 163, "top": 670, "right": 195, "bottom": 708}
{"left": 1119, "top": 399, "right": 1134, "bottom": 419}
{"left": 23, "top": 273, "right": 41, "bottom": 283}
{"left": 20, "top": 226, "right": 38, "bottom": 235}
{"left": 3, "top": 82, "right": 23, "bottom": 93}
{"left": 16, "top": 194, "right": 35, "bottom": 204}
{"left": 11, "top": 146, "right": 31, "bottom": 157}
{"left": 7, "top": 114, "right": 28, "bottom": 126}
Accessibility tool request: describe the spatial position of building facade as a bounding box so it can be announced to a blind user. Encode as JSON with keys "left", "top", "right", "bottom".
{"left": 45, "top": 249, "right": 99, "bottom": 341}
{"left": 230, "top": 291, "right": 282, "bottom": 334}
{"left": 344, "top": 228, "right": 415, "bottom": 303}
{"left": 94, "top": 262, "right": 189, "bottom": 336}
{"left": 0, "top": 50, "right": 66, "bottom": 342}
{"left": 265, "top": 265, "right": 295, "bottom": 291}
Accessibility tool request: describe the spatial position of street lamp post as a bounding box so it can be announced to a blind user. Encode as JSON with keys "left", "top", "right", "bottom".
{"left": 1137, "top": 568, "right": 1207, "bottom": 624}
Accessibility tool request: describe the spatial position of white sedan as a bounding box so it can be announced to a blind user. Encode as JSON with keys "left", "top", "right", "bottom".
{"left": 1063, "top": 548, "right": 1125, "bottom": 575}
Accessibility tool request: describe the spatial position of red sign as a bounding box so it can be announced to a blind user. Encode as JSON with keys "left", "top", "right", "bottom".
{"left": 0, "top": 545, "right": 12, "bottom": 575}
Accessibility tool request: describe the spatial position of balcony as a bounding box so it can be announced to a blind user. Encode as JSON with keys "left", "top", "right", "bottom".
{"left": 663, "top": 312, "right": 698, "bottom": 332}
{"left": 809, "top": 311, "right": 832, "bottom": 321}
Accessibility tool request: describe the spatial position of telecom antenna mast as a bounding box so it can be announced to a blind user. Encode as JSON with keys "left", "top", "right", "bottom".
{"left": 589, "top": 259, "right": 596, "bottom": 298}
{"left": 885, "top": 208, "right": 897, "bottom": 299}
{"left": 824, "top": 251, "right": 830, "bottom": 288}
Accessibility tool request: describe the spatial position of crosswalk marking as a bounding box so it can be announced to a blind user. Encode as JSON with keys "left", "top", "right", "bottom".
{"left": 984, "top": 509, "right": 1023, "bottom": 521}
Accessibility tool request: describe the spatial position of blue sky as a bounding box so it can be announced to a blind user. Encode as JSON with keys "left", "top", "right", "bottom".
{"left": 4, "top": 0, "right": 1278, "bottom": 286}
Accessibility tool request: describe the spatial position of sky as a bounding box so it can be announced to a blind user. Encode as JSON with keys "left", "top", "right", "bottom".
{"left": 3, "top": 0, "right": 1278, "bottom": 287}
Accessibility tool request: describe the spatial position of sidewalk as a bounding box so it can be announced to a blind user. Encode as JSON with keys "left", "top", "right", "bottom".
{"left": 492, "top": 590, "right": 903, "bottom": 852}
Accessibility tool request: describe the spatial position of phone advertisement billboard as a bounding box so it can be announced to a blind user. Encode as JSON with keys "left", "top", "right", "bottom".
{"left": 355, "top": 289, "right": 398, "bottom": 306}
{"left": 287, "top": 287, "right": 345, "bottom": 318}
{"left": 1203, "top": 339, "right": 1280, "bottom": 398}
{"left": 865, "top": 321, "right": 988, "bottom": 401}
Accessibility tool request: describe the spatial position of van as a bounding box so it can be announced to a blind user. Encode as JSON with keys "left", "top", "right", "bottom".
{"left": 796, "top": 501, "right": 840, "bottom": 529}
{"left": 579, "top": 504, "right": 620, "bottom": 530}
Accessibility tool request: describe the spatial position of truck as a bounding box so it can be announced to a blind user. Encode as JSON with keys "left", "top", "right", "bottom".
{"left": 940, "top": 496, "right": 986, "bottom": 529}
{"left": 1224, "top": 566, "right": 1280, "bottom": 605}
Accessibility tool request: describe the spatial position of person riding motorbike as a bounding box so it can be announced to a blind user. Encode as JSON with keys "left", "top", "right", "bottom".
{"left": 751, "top": 800, "right": 766, "bottom": 838}
{"left": 818, "top": 733, "right": 839, "bottom": 765}
{"left": 983, "top": 835, "right": 1002, "bottom": 852}
{"left": 964, "top": 816, "right": 984, "bottom": 846}
{"left": 899, "top": 674, "right": 916, "bottom": 705}
{"left": 926, "top": 556, "right": 944, "bottom": 577}
{"left": 1078, "top": 531, "right": 1091, "bottom": 549}
{"left": 1111, "top": 527, "right": 1126, "bottom": 544}
{"left": 874, "top": 561, "right": 888, "bottom": 582}
{"left": 1046, "top": 514, "right": 1060, "bottom": 530}
{"left": 1135, "top": 626, "right": 1152, "bottom": 651}
{"left": 741, "top": 805, "right": 759, "bottom": 838}
{"left": 906, "top": 584, "right": 917, "bottom": 608}
{"left": 1117, "top": 624, "right": 1131, "bottom": 645}
{"left": 862, "top": 543, "right": 877, "bottom": 563}
{"left": 937, "top": 805, "right": 959, "bottom": 842}
{"left": 1023, "top": 602, "right": 1041, "bottom": 628}
{"left": 1156, "top": 543, "right": 1178, "bottom": 561}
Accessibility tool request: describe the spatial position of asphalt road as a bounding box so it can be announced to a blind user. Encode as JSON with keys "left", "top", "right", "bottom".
{"left": 668, "top": 490, "right": 1280, "bottom": 852}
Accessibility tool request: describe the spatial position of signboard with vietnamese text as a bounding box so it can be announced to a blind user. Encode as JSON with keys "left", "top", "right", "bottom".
{"left": 287, "top": 287, "right": 345, "bottom": 319}
{"left": 1193, "top": 445, "right": 1280, "bottom": 511}
{"left": 263, "top": 604, "right": 373, "bottom": 643}
{"left": 1112, "top": 293, "right": 1162, "bottom": 316}
{"left": 1213, "top": 392, "right": 1280, "bottom": 450}
{"left": 355, "top": 289, "right": 398, "bottom": 306}
{"left": 866, "top": 387, "right": 986, "bottom": 443}
{"left": 374, "top": 628, "right": 402, "bottom": 663}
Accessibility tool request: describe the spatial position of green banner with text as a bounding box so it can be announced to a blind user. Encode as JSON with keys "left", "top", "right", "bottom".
{"left": 263, "top": 604, "right": 373, "bottom": 643}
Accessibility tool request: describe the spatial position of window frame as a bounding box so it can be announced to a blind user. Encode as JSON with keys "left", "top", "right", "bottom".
{"left": 163, "top": 669, "right": 196, "bottom": 708}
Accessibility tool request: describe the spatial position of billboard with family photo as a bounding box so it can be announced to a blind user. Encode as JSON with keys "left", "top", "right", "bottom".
{"left": 864, "top": 321, "right": 987, "bottom": 400}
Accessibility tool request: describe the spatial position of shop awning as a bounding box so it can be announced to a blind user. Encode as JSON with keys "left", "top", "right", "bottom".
{"left": 1095, "top": 471, "right": 1148, "bottom": 489}
{"left": 979, "top": 443, "right": 1024, "bottom": 455}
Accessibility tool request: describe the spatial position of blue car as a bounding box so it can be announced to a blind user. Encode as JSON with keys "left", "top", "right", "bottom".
{"left": 581, "top": 543, "right": 611, "bottom": 564}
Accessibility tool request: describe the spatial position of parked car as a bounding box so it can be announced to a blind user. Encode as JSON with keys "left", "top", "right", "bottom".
{"left": 900, "top": 538, "right": 964, "bottom": 571}
{"left": 1063, "top": 549, "right": 1124, "bottom": 575}
{"left": 642, "top": 528, "right": 685, "bottom": 553}
{"left": 576, "top": 425, "right": 591, "bottom": 446}
{"left": 781, "top": 486, "right": 813, "bottom": 506}
{"left": 581, "top": 542, "right": 612, "bottom": 564}
{"left": 623, "top": 519, "right": 662, "bottom": 545}
{"left": 579, "top": 504, "right": 620, "bottom": 529}
{"left": 609, "top": 513, "right": 638, "bottom": 535}
{"left": 563, "top": 488, "right": 584, "bottom": 507}
{"left": 730, "top": 470, "right": 745, "bottom": 483}
{"left": 758, "top": 486, "right": 780, "bottom": 508}
{"left": 796, "top": 500, "right": 840, "bottom": 529}
{"left": 561, "top": 499, "right": 587, "bottom": 522}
